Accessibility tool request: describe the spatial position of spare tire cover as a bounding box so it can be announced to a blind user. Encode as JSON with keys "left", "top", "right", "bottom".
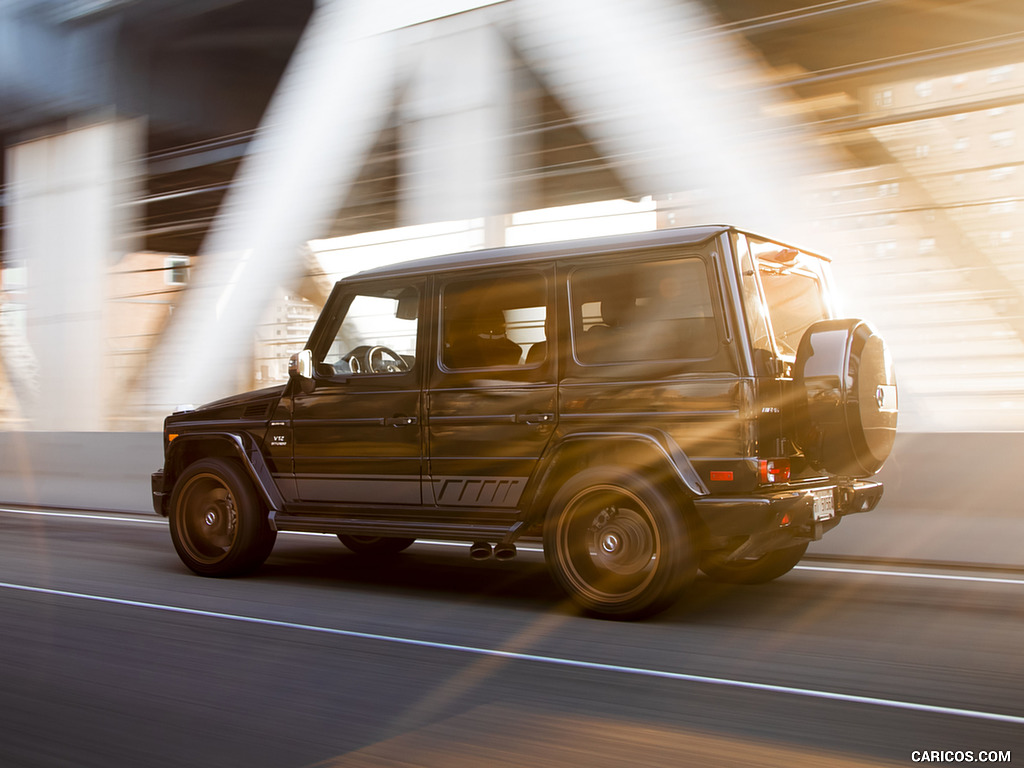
{"left": 792, "top": 319, "right": 897, "bottom": 477}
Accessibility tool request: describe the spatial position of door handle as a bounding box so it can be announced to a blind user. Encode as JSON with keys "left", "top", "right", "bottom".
{"left": 385, "top": 415, "right": 418, "bottom": 427}
{"left": 516, "top": 412, "right": 554, "bottom": 425}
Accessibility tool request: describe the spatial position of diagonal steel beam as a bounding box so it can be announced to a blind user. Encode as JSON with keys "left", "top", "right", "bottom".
{"left": 513, "top": 0, "right": 818, "bottom": 236}
{"left": 147, "top": 0, "right": 816, "bottom": 411}
{"left": 146, "top": 0, "right": 401, "bottom": 409}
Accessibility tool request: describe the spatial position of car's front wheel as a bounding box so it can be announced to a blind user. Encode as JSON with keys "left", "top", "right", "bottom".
{"left": 169, "top": 458, "right": 276, "bottom": 576}
{"left": 544, "top": 468, "right": 696, "bottom": 620}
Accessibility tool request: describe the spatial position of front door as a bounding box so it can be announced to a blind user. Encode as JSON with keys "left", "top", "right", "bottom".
{"left": 291, "top": 279, "right": 424, "bottom": 506}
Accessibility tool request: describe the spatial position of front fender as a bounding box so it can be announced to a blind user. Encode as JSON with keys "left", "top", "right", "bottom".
{"left": 162, "top": 432, "right": 285, "bottom": 523}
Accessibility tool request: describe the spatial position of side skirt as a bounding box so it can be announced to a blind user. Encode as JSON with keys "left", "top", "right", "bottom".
{"left": 274, "top": 503, "right": 520, "bottom": 544}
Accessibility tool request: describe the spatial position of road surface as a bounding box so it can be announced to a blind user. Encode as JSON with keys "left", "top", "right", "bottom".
{"left": 1, "top": 506, "right": 1021, "bottom": 767}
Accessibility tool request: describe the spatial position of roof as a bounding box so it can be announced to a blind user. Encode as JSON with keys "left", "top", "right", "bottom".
{"left": 348, "top": 225, "right": 736, "bottom": 282}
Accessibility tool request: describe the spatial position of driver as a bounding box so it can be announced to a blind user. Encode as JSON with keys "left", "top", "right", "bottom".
{"left": 471, "top": 310, "right": 522, "bottom": 367}
{"left": 445, "top": 308, "right": 522, "bottom": 369}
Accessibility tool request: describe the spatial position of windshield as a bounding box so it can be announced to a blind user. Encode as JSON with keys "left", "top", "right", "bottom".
{"left": 746, "top": 236, "right": 832, "bottom": 357}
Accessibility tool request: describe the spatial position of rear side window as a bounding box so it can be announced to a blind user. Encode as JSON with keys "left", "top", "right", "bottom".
{"left": 440, "top": 272, "right": 548, "bottom": 370}
{"left": 570, "top": 257, "right": 719, "bottom": 364}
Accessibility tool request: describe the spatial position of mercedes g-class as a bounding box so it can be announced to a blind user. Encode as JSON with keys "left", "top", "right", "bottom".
{"left": 152, "top": 225, "right": 897, "bottom": 619}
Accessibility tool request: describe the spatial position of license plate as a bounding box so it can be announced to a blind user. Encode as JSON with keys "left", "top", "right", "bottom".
{"left": 813, "top": 489, "right": 835, "bottom": 522}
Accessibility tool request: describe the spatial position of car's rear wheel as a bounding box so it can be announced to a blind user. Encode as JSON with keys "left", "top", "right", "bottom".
{"left": 700, "top": 541, "right": 808, "bottom": 585}
{"left": 337, "top": 535, "right": 415, "bottom": 555}
{"left": 169, "top": 458, "right": 276, "bottom": 576}
{"left": 544, "top": 468, "right": 696, "bottom": 620}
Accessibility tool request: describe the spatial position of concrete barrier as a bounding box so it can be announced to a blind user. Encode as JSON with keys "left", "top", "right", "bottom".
{"left": 0, "top": 430, "right": 1021, "bottom": 567}
{"left": 808, "top": 431, "right": 1024, "bottom": 568}
{"left": 0, "top": 432, "right": 163, "bottom": 514}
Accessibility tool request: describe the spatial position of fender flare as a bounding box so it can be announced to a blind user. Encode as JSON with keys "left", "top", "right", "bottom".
{"left": 164, "top": 432, "right": 284, "bottom": 525}
{"left": 513, "top": 429, "right": 709, "bottom": 536}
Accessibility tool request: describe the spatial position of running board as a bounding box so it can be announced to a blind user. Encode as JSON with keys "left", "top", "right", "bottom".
{"left": 273, "top": 516, "right": 515, "bottom": 543}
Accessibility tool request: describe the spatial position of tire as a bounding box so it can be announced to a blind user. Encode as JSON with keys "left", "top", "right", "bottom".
{"left": 793, "top": 318, "right": 898, "bottom": 477}
{"left": 700, "top": 542, "right": 808, "bottom": 585}
{"left": 169, "top": 458, "right": 277, "bottom": 577}
{"left": 543, "top": 468, "right": 696, "bottom": 620}
{"left": 337, "top": 535, "right": 415, "bottom": 555}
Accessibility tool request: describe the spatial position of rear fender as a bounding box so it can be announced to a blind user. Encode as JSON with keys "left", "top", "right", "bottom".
{"left": 519, "top": 430, "right": 709, "bottom": 532}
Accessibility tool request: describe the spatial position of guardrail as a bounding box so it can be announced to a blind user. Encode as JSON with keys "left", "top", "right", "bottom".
{"left": 0, "top": 432, "right": 163, "bottom": 515}
{"left": 808, "top": 431, "right": 1024, "bottom": 569}
{"left": 0, "top": 431, "right": 1020, "bottom": 568}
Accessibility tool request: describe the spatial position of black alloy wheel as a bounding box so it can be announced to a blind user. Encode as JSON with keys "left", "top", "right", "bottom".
{"left": 544, "top": 468, "right": 696, "bottom": 620}
{"left": 169, "top": 458, "right": 276, "bottom": 576}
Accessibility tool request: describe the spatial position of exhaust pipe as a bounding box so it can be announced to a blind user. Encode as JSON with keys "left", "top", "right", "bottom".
{"left": 493, "top": 543, "right": 517, "bottom": 561}
{"left": 470, "top": 541, "right": 493, "bottom": 560}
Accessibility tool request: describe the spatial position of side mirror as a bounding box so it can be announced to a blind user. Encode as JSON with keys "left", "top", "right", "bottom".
{"left": 289, "top": 349, "right": 314, "bottom": 379}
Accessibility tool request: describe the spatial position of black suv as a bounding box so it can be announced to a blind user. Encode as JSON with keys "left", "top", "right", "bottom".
{"left": 152, "top": 225, "right": 896, "bottom": 619}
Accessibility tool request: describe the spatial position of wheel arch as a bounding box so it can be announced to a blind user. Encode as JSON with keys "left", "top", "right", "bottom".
{"left": 520, "top": 430, "right": 708, "bottom": 532}
{"left": 164, "top": 432, "right": 284, "bottom": 522}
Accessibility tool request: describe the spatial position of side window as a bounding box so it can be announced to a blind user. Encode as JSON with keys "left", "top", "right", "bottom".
{"left": 441, "top": 272, "right": 548, "bottom": 370}
{"left": 317, "top": 284, "right": 419, "bottom": 376}
{"left": 570, "top": 257, "right": 719, "bottom": 364}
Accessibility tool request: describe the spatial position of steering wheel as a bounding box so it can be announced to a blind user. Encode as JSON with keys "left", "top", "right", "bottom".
{"left": 341, "top": 345, "right": 409, "bottom": 374}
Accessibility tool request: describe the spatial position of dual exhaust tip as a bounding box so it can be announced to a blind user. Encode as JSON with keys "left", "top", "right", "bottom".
{"left": 470, "top": 541, "right": 517, "bottom": 561}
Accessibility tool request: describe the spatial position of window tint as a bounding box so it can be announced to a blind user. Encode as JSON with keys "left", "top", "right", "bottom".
{"left": 319, "top": 285, "right": 419, "bottom": 375}
{"left": 441, "top": 272, "right": 547, "bottom": 370}
{"left": 571, "top": 257, "right": 718, "bottom": 364}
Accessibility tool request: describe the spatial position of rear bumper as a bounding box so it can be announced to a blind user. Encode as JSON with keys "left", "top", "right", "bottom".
{"left": 692, "top": 479, "right": 883, "bottom": 544}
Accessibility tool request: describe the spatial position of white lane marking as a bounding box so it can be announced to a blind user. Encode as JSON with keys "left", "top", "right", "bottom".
{"left": 4, "top": 507, "right": 1024, "bottom": 586}
{"left": 1, "top": 580, "right": 1022, "bottom": 727}
{"left": 0, "top": 508, "right": 166, "bottom": 525}
{"left": 795, "top": 565, "right": 1024, "bottom": 586}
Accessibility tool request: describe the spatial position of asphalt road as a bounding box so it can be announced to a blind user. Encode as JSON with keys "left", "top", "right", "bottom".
{"left": 1, "top": 507, "right": 1022, "bottom": 768}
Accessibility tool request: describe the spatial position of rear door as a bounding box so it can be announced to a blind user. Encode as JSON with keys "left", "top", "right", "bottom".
{"left": 562, "top": 249, "right": 744, "bottom": 488}
{"left": 426, "top": 266, "right": 556, "bottom": 512}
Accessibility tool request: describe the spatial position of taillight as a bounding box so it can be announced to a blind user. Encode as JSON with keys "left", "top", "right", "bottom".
{"left": 759, "top": 458, "right": 791, "bottom": 484}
